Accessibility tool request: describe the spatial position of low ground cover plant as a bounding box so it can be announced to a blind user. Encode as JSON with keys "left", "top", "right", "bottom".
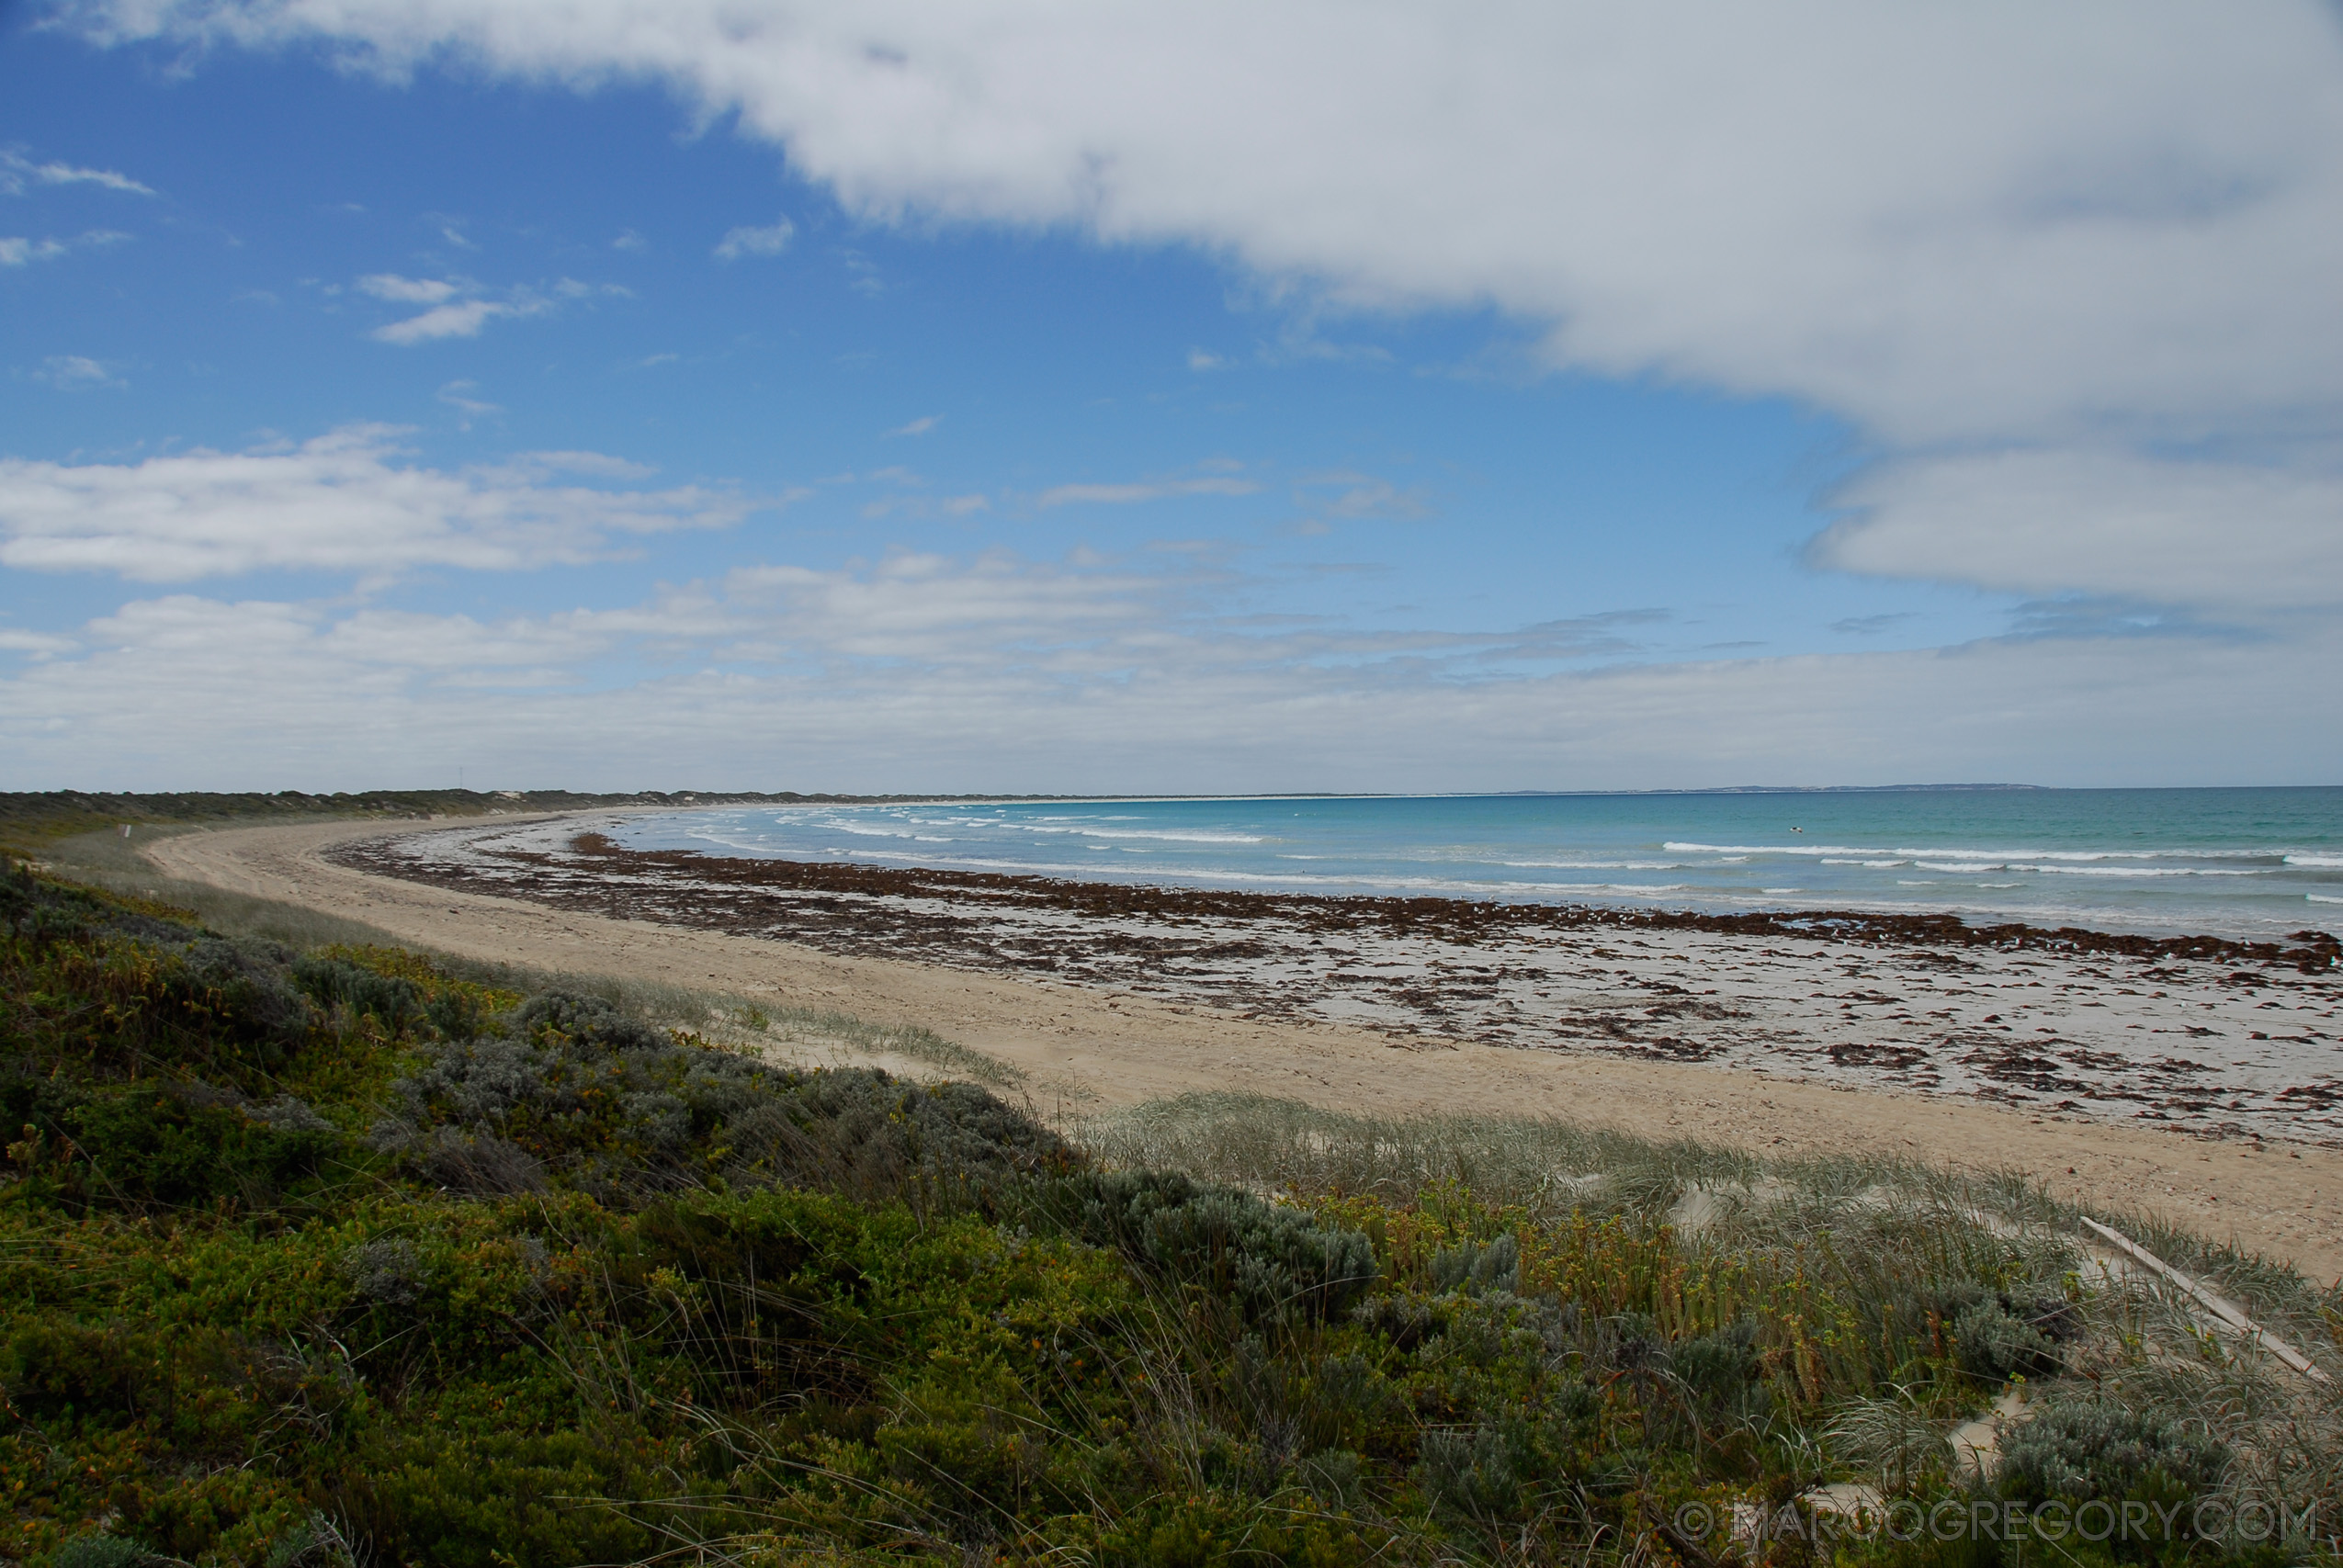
{"left": 3, "top": 861, "right": 2337, "bottom": 1566}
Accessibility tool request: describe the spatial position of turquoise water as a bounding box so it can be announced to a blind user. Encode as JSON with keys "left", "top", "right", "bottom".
{"left": 612, "top": 787, "right": 2343, "bottom": 939}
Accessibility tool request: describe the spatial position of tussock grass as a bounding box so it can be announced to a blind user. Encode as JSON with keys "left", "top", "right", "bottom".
{"left": 1065, "top": 1089, "right": 2343, "bottom": 1542}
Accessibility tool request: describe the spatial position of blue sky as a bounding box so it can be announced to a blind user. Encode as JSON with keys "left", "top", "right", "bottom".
{"left": 4, "top": 3, "right": 2340, "bottom": 792}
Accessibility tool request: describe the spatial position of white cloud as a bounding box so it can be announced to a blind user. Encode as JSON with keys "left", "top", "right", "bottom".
{"left": 358, "top": 273, "right": 461, "bottom": 304}
{"left": 436, "top": 379, "right": 504, "bottom": 432}
{"left": 1813, "top": 451, "right": 2343, "bottom": 613}
{"left": 858, "top": 491, "right": 989, "bottom": 521}
{"left": 351, "top": 271, "right": 614, "bottom": 339}
{"left": 376, "top": 297, "right": 536, "bottom": 343}
{"left": 714, "top": 216, "right": 795, "bottom": 260}
{"left": 0, "top": 230, "right": 128, "bottom": 267}
{"left": 884, "top": 414, "right": 939, "bottom": 437}
{"left": 0, "top": 627, "right": 76, "bottom": 657}
{"left": 0, "top": 149, "right": 153, "bottom": 197}
{"left": 356, "top": 274, "right": 585, "bottom": 342}
{"left": 1036, "top": 476, "right": 1261, "bottom": 508}
{"left": 0, "top": 425, "right": 760, "bottom": 581}
{"left": 63, "top": 1, "right": 2343, "bottom": 449}
{"left": 81, "top": 1, "right": 2343, "bottom": 628}
{"left": 0, "top": 237, "right": 65, "bottom": 267}
{"left": 437, "top": 378, "right": 502, "bottom": 416}
{"left": 29, "top": 355, "right": 125, "bottom": 389}
{"left": 32, "top": 1, "right": 2343, "bottom": 784}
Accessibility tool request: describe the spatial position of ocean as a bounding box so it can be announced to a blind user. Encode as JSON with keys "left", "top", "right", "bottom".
{"left": 609, "top": 786, "right": 2343, "bottom": 941}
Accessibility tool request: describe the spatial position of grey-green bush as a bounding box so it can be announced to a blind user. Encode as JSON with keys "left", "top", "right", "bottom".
{"left": 1033, "top": 1168, "right": 1379, "bottom": 1325}
{"left": 1999, "top": 1397, "right": 2229, "bottom": 1507}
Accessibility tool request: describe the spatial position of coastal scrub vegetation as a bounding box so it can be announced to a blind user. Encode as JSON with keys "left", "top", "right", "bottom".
{"left": 4, "top": 860, "right": 2340, "bottom": 1566}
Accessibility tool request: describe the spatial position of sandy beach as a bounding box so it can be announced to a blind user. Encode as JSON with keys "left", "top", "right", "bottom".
{"left": 146, "top": 813, "right": 2343, "bottom": 1284}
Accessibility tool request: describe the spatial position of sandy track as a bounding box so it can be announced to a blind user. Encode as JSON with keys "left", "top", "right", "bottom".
{"left": 149, "top": 817, "right": 2343, "bottom": 1285}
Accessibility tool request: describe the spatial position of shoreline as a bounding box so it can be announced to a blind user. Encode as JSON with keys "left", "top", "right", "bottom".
{"left": 328, "top": 815, "right": 2343, "bottom": 1147}
{"left": 531, "top": 829, "right": 2343, "bottom": 971}
{"left": 139, "top": 814, "right": 2343, "bottom": 1283}
{"left": 616, "top": 792, "right": 2343, "bottom": 947}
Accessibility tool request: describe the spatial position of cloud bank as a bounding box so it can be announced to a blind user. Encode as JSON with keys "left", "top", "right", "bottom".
{"left": 15, "top": 1, "right": 2341, "bottom": 787}
{"left": 4, "top": 553, "right": 2335, "bottom": 791}
{"left": 0, "top": 427, "right": 758, "bottom": 581}
{"left": 1815, "top": 452, "right": 2343, "bottom": 614}
{"left": 61, "top": 0, "right": 2343, "bottom": 449}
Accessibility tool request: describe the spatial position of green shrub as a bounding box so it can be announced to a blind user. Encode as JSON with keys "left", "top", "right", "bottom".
{"left": 1033, "top": 1168, "right": 1378, "bottom": 1325}
{"left": 46, "top": 1535, "right": 157, "bottom": 1568}
{"left": 1670, "top": 1318, "right": 1771, "bottom": 1423}
{"left": 1899, "top": 1281, "right": 2076, "bottom": 1382}
{"left": 1430, "top": 1231, "right": 1521, "bottom": 1296}
{"left": 371, "top": 990, "right": 1067, "bottom": 1203}
{"left": 181, "top": 936, "right": 313, "bottom": 1054}
{"left": 1999, "top": 1398, "right": 2229, "bottom": 1506}
{"left": 1415, "top": 1416, "right": 1546, "bottom": 1524}
{"left": 293, "top": 954, "right": 423, "bottom": 1031}
{"left": 59, "top": 1086, "right": 344, "bottom": 1210}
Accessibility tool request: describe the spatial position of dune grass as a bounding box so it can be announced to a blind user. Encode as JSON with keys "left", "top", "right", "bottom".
{"left": 1070, "top": 1090, "right": 2343, "bottom": 1547}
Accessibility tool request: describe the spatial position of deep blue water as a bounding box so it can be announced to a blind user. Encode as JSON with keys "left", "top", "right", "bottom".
{"left": 611, "top": 787, "right": 2343, "bottom": 939}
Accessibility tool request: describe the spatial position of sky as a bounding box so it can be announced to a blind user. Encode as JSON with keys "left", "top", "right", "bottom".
{"left": 3, "top": 1, "right": 2340, "bottom": 794}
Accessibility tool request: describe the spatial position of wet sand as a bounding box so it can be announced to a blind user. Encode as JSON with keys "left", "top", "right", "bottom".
{"left": 147, "top": 814, "right": 2343, "bottom": 1284}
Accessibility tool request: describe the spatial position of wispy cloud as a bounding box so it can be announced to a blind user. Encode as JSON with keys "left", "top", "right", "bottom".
{"left": 354, "top": 273, "right": 601, "bottom": 344}
{"left": 358, "top": 273, "right": 460, "bottom": 304}
{"left": 28, "top": 355, "right": 125, "bottom": 390}
{"left": 0, "top": 230, "right": 130, "bottom": 268}
{"left": 714, "top": 217, "right": 795, "bottom": 260}
{"left": 840, "top": 251, "right": 883, "bottom": 296}
{"left": 1036, "top": 475, "right": 1261, "bottom": 508}
{"left": 1830, "top": 612, "right": 1918, "bottom": 636}
{"left": 376, "top": 298, "right": 541, "bottom": 343}
{"left": 0, "top": 149, "right": 153, "bottom": 197}
{"left": 0, "top": 237, "right": 66, "bottom": 267}
{"left": 884, "top": 414, "right": 940, "bottom": 438}
{"left": 860, "top": 493, "right": 990, "bottom": 520}
{"left": 436, "top": 378, "right": 502, "bottom": 422}
{"left": 1296, "top": 471, "right": 1432, "bottom": 523}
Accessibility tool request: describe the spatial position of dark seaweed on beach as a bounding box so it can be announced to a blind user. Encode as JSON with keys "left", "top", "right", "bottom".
{"left": 358, "top": 829, "right": 2343, "bottom": 974}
